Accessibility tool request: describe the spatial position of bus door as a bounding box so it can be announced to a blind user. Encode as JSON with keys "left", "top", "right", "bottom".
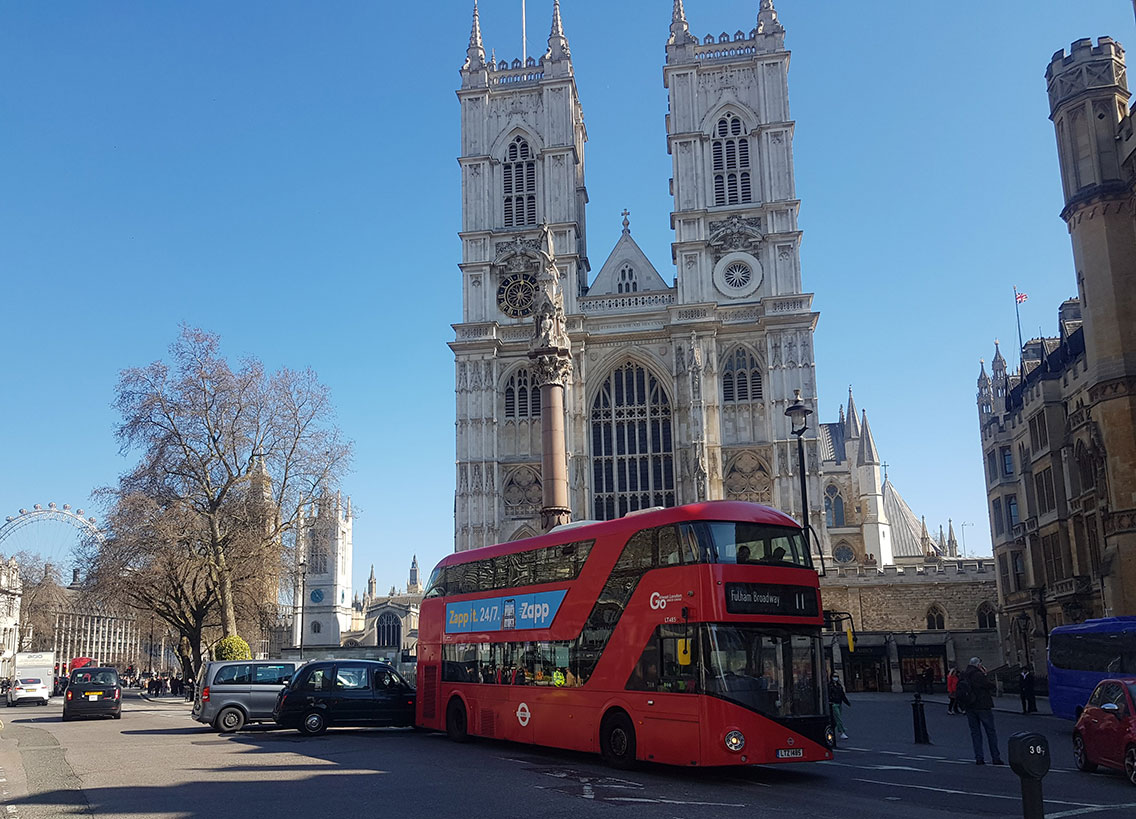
{"left": 497, "top": 642, "right": 535, "bottom": 744}
{"left": 627, "top": 628, "right": 701, "bottom": 765}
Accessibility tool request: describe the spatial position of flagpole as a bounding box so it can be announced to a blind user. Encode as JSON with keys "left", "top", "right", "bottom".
{"left": 1014, "top": 286, "right": 1026, "bottom": 374}
{"left": 521, "top": 0, "right": 527, "bottom": 64}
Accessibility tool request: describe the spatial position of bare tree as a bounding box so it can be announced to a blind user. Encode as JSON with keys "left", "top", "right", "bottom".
{"left": 12, "top": 553, "right": 66, "bottom": 652}
{"left": 110, "top": 326, "right": 351, "bottom": 643}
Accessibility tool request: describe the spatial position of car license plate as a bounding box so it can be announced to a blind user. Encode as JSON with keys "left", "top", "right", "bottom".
{"left": 87, "top": 693, "right": 102, "bottom": 701}
{"left": 776, "top": 748, "right": 804, "bottom": 759}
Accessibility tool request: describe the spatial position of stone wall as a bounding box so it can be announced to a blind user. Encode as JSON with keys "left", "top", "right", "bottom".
{"left": 820, "top": 560, "right": 998, "bottom": 632}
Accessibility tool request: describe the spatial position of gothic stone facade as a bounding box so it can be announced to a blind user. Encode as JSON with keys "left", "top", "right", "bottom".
{"left": 450, "top": 2, "right": 906, "bottom": 569}
{"left": 976, "top": 36, "right": 1136, "bottom": 671}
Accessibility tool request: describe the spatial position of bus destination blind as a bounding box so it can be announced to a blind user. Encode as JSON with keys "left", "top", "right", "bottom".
{"left": 724, "top": 583, "right": 819, "bottom": 617}
{"left": 445, "top": 589, "right": 568, "bottom": 634}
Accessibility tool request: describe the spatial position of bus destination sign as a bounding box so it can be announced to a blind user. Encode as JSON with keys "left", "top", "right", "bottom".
{"left": 445, "top": 589, "right": 568, "bottom": 634}
{"left": 724, "top": 583, "right": 819, "bottom": 617}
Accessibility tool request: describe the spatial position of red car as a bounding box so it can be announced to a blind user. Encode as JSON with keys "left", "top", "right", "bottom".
{"left": 1072, "top": 677, "right": 1136, "bottom": 785}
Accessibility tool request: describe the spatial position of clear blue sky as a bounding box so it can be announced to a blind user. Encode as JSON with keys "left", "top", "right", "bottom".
{"left": 2, "top": 1, "right": 1134, "bottom": 596}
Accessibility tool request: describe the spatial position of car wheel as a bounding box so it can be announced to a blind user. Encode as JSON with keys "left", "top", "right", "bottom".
{"left": 299, "top": 711, "right": 327, "bottom": 736}
{"left": 1125, "top": 745, "right": 1136, "bottom": 786}
{"left": 215, "top": 706, "right": 246, "bottom": 733}
{"left": 61, "top": 712, "right": 71, "bottom": 722}
{"left": 112, "top": 712, "right": 122, "bottom": 720}
{"left": 600, "top": 710, "right": 637, "bottom": 769}
{"left": 445, "top": 698, "right": 469, "bottom": 743}
{"left": 1073, "top": 733, "right": 1097, "bottom": 773}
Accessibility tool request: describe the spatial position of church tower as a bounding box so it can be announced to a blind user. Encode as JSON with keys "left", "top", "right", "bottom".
{"left": 662, "top": 0, "right": 821, "bottom": 532}
{"left": 451, "top": 1, "right": 589, "bottom": 551}
{"left": 294, "top": 491, "right": 354, "bottom": 646}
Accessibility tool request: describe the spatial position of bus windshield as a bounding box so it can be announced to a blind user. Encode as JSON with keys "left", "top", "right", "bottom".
{"left": 703, "top": 624, "right": 823, "bottom": 718}
{"left": 685, "top": 521, "right": 811, "bottom": 569}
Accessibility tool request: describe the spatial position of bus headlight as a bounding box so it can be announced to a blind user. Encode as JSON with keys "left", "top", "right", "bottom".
{"left": 825, "top": 725, "right": 836, "bottom": 748}
{"left": 724, "top": 730, "right": 745, "bottom": 752}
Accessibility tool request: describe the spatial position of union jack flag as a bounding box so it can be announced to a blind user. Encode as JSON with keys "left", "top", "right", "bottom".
{"left": 1016, "top": 292, "right": 1028, "bottom": 304}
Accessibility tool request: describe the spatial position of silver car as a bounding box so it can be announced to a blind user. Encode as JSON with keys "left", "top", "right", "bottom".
{"left": 192, "top": 660, "right": 298, "bottom": 732}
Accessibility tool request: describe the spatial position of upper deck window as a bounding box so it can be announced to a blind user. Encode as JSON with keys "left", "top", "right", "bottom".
{"left": 685, "top": 521, "right": 811, "bottom": 569}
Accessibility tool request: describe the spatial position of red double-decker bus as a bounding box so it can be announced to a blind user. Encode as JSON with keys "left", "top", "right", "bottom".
{"left": 416, "top": 500, "right": 833, "bottom": 768}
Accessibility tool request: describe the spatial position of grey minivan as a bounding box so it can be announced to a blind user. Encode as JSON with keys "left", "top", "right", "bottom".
{"left": 192, "top": 660, "right": 298, "bottom": 732}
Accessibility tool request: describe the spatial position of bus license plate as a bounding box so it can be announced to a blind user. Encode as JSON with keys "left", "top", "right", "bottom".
{"left": 776, "top": 748, "right": 803, "bottom": 759}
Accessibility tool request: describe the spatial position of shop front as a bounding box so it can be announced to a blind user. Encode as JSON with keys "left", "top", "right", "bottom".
{"left": 839, "top": 643, "right": 892, "bottom": 692}
{"left": 898, "top": 643, "right": 948, "bottom": 693}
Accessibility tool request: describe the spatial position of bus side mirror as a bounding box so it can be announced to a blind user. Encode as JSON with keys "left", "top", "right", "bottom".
{"left": 677, "top": 639, "right": 692, "bottom": 666}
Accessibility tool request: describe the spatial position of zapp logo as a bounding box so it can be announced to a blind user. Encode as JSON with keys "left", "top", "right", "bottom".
{"left": 649, "top": 591, "right": 682, "bottom": 610}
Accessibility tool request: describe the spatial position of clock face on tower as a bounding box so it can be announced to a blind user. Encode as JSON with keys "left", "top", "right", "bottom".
{"left": 310, "top": 588, "right": 324, "bottom": 604}
{"left": 496, "top": 273, "right": 537, "bottom": 318}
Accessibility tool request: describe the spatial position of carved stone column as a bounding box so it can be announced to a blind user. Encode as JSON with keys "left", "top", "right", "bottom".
{"left": 530, "top": 224, "right": 573, "bottom": 531}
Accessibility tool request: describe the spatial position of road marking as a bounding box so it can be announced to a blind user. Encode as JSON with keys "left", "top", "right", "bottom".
{"left": 1046, "top": 803, "right": 1136, "bottom": 818}
{"left": 852, "top": 778, "right": 1102, "bottom": 808}
{"left": 605, "top": 797, "right": 745, "bottom": 807}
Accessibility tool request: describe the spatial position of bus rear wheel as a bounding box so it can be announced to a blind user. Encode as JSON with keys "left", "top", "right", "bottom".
{"left": 600, "top": 711, "right": 636, "bottom": 769}
{"left": 446, "top": 698, "right": 469, "bottom": 743}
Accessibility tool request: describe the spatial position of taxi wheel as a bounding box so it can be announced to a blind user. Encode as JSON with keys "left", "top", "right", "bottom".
{"left": 445, "top": 698, "right": 469, "bottom": 743}
{"left": 61, "top": 712, "right": 72, "bottom": 722}
{"left": 1124, "top": 745, "right": 1136, "bottom": 786}
{"left": 216, "top": 707, "right": 246, "bottom": 733}
{"left": 300, "top": 711, "right": 327, "bottom": 736}
{"left": 1072, "top": 733, "right": 1097, "bottom": 773}
{"left": 112, "top": 712, "right": 122, "bottom": 720}
{"left": 600, "top": 710, "right": 637, "bottom": 769}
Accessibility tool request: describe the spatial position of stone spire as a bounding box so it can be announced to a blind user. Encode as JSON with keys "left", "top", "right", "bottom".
{"left": 977, "top": 358, "right": 990, "bottom": 388}
{"left": 948, "top": 519, "right": 959, "bottom": 556}
{"left": 757, "top": 0, "right": 785, "bottom": 34}
{"left": 464, "top": 1, "right": 486, "bottom": 70}
{"left": 366, "top": 564, "right": 377, "bottom": 599}
{"left": 545, "top": 0, "right": 570, "bottom": 60}
{"left": 845, "top": 387, "right": 861, "bottom": 439}
{"left": 668, "top": 0, "right": 697, "bottom": 46}
{"left": 857, "top": 410, "right": 880, "bottom": 466}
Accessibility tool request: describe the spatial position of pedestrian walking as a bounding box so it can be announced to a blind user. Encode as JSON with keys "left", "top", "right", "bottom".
{"left": 946, "top": 666, "right": 962, "bottom": 714}
{"left": 828, "top": 673, "right": 852, "bottom": 740}
{"left": 1019, "top": 666, "right": 1037, "bottom": 714}
{"left": 959, "top": 657, "right": 1003, "bottom": 765}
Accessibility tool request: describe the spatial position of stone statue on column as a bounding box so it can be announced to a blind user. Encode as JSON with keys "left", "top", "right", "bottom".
{"left": 530, "top": 223, "right": 573, "bottom": 531}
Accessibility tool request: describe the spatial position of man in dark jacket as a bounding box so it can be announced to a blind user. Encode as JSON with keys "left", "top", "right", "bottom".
{"left": 963, "top": 657, "right": 1003, "bottom": 765}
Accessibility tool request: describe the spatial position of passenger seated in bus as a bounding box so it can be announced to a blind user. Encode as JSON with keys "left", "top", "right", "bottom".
{"left": 736, "top": 545, "right": 751, "bottom": 564}
{"left": 771, "top": 546, "right": 786, "bottom": 561}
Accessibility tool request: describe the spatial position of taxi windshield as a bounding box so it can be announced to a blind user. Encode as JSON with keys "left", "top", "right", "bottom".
{"left": 684, "top": 521, "right": 812, "bottom": 569}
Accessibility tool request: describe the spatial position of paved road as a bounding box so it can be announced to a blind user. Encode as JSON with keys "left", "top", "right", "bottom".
{"left": 0, "top": 691, "right": 1131, "bottom": 818}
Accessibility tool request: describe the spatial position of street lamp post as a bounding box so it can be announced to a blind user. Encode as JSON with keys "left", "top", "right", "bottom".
{"left": 298, "top": 560, "right": 307, "bottom": 661}
{"left": 784, "top": 389, "right": 814, "bottom": 553}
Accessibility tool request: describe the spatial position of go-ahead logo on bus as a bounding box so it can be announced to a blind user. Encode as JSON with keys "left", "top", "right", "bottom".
{"left": 445, "top": 589, "right": 567, "bottom": 634}
{"left": 649, "top": 591, "right": 683, "bottom": 610}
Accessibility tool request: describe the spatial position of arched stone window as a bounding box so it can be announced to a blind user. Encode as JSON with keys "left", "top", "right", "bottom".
{"left": 723, "top": 451, "right": 771, "bottom": 504}
{"left": 926, "top": 605, "right": 945, "bottom": 630}
{"left": 617, "top": 263, "right": 638, "bottom": 294}
{"left": 504, "top": 367, "right": 541, "bottom": 418}
{"left": 1076, "top": 441, "right": 1096, "bottom": 492}
{"left": 722, "top": 347, "right": 763, "bottom": 403}
{"left": 712, "top": 112, "right": 752, "bottom": 206}
{"left": 977, "top": 603, "right": 997, "bottom": 630}
{"left": 377, "top": 612, "right": 402, "bottom": 648}
{"left": 591, "top": 360, "right": 675, "bottom": 520}
{"left": 503, "top": 136, "right": 537, "bottom": 227}
{"left": 824, "top": 485, "right": 845, "bottom": 528}
{"left": 308, "top": 531, "right": 328, "bottom": 574}
{"left": 311, "top": 621, "right": 322, "bottom": 634}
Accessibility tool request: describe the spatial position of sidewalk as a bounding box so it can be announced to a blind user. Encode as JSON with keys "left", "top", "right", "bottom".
{"left": 134, "top": 691, "right": 193, "bottom": 709}
{"left": 849, "top": 690, "right": 1053, "bottom": 717}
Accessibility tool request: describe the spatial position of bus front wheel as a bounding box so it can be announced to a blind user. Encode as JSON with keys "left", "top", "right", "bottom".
{"left": 600, "top": 710, "right": 636, "bottom": 769}
{"left": 446, "top": 698, "right": 469, "bottom": 743}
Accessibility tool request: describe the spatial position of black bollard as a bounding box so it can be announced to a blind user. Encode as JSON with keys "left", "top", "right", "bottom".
{"left": 911, "top": 692, "right": 931, "bottom": 744}
{"left": 1009, "top": 732, "right": 1050, "bottom": 819}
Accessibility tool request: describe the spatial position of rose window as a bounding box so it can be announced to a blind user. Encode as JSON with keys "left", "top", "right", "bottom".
{"left": 723, "top": 262, "right": 752, "bottom": 289}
